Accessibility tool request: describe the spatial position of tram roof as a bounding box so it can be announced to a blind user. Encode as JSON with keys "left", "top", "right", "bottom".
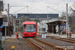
{"left": 23, "top": 21, "right": 36, "bottom": 24}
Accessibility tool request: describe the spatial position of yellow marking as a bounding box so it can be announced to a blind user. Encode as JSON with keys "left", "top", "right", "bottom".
{"left": 11, "top": 46, "right": 15, "bottom": 49}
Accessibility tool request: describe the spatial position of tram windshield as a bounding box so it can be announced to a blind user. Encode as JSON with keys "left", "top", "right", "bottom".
{"left": 24, "top": 24, "right": 35, "bottom": 32}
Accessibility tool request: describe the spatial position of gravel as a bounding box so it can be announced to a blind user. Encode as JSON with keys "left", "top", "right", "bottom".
{"left": 37, "top": 38, "right": 75, "bottom": 50}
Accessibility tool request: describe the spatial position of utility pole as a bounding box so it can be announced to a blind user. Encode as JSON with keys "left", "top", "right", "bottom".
{"left": 4, "top": 4, "right": 10, "bottom": 50}
{"left": 66, "top": 3, "right": 68, "bottom": 37}
{"left": 8, "top": 4, "right": 9, "bottom": 24}
{"left": 47, "top": 14, "right": 49, "bottom": 22}
{"left": 16, "top": 15, "right": 19, "bottom": 38}
{"left": 7, "top": 4, "right": 11, "bottom": 36}
{"left": 27, "top": 6, "right": 29, "bottom": 14}
{"left": 13, "top": 19, "right": 15, "bottom": 34}
{"left": 11, "top": 15, "right": 12, "bottom": 26}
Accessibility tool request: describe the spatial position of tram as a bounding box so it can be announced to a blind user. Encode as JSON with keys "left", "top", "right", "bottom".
{"left": 21, "top": 21, "right": 37, "bottom": 37}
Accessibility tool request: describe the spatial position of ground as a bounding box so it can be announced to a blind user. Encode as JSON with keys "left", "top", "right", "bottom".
{"left": 3, "top": 38, "right": 21, "bottom": 50}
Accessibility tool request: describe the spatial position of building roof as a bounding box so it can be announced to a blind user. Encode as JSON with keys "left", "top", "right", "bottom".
{"left": 46, "top": 18, "right": 66, "bottom": 24}
{"left": 38, "top": 18, "right": 66, "bottom": 24}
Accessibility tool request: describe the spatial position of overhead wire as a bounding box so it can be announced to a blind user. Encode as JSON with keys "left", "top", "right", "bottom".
{"left": 4, "top": 0, "right": 72, "bottom": 14}
{"left": 47, "top": 6, "right": 62, "bottom": 13}
{"left": 44, "top": 7, "right": 48, "bottom": 13}
{"left": 29, "top": 0, "right": 37, "bottom": 13}
{"left": 26, "top": 0, "right": 36, "bottom": 13}
{"left": 47, "top": 0, "right": 72, "bottom": 14}
{"left": 3, "top": 0, "right": 35, "bottom": 14}
{"left": 11, "top": 7, "right": 27, "bottom": 14}
{"left": 11, "top": 0, "right": 36, "bottom": 13}
{"left": 45, "top": 0, "right": 65, "bottom": 14}
{"left": 56, "top": 0, "right": 65, "bottom": 9}
{"left": 48, "top": 0, "right": 71, "bottom": 13}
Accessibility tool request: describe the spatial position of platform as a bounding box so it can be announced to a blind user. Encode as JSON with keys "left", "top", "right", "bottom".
{"left": 37, "top": 32, "right": 75, "bottom": 38}
{"left": 2, "top": 33, "right": 22, "bottom": 42}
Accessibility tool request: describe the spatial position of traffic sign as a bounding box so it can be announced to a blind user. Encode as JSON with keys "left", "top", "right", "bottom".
{"left": 3, "top": 22, "right": 8, "bottom": 26}
{"left": 0, "top": 26, "right": 3, "bottom": 28}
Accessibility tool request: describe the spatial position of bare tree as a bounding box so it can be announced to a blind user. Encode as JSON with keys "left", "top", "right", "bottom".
{"left": 72, "top": 2, "right": 75, "bottom": 8}
{"left": 61, "top": 11, "right": 66, "bottom": 17}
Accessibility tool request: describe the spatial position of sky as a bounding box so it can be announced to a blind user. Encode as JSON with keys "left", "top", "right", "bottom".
{"left": 1, "top": 0, "right": 75, "bottom": 16}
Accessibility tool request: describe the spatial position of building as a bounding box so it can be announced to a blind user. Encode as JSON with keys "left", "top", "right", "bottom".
{"left": 1, "top": 15, "right": 13, "bottom": 36}
{"left": 18, "top": 13, "right": 59, "bottom": 20}
{"left": 37, "top": 18, "right": 66, "bottom": 35}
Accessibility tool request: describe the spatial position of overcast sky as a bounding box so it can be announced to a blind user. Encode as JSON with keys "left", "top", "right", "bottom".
{"left": 1, "top": 0, "right": 75, "bottom": 16}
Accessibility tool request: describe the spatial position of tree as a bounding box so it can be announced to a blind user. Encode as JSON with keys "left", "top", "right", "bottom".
{"left": 60, "top": 11, "right": 66, "bottom": 20}
{"left": 61, "top": 11, "right": 66, "bottom": 17}
{"left": 72, "top": 2, "right": 75, "bottom": 8}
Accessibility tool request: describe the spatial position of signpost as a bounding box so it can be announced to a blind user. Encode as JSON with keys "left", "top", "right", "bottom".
{"left": 3, "top": 22, "right": 8, "bottom": 50}
{"left": 0, "top": 26, "right": 3, "bottom": 40}
{"left": 0, "top": 26, "right": 3, "bottom": 50}
{"left": 4, "top": 26, "right": 6, "bottom": 50}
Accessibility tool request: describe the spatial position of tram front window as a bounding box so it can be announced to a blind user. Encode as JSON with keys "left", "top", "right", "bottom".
{"left": 24, "top": 24, "right": 35, "bottom": 32}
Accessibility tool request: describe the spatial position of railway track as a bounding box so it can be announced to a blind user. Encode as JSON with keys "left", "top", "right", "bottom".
{"left": 18, "top": 38, "right": 43, "bottom": 50}
{"left": 38, "top": 35, "right": 75, "bottom": 43}
{"left": 26, "top": 38, "right": 44, "bottom": 50}
{"left": 28, "top": 38, "right": 66, "bottom": 50}
{"left": 52, "top": 38, "right": 75, "bottom": 43}
{"left": 19, "top": 32, "right": 74, "bottom": 50}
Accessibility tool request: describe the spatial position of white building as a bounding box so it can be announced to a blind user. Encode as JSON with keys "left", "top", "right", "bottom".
{"left": 37, "top": 20, "right": 48, "bottom": 32}
{"left": 37, "top": 18, "right": 66, "bottom": 33}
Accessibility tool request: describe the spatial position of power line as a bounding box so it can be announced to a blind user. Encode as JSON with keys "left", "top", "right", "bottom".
{"left": 56, "top": 0, "right": 65, "bottom": 9}
{"left": 10, "top": 0, "right": 36, "bottom": 14}
{"left": 9, "top": 6, "right": 27, "bottom": 7}
{"left": 11, "top": 7, "right": 27, "bottom": 14}
{"left": 30, "top": 0, "right": 37, "bottom": 13}
{"left": 28, "top": 0, "right": 35, "bottom": 7}
{"left": 44, "top": 7, "right": 48, "bottom": 13}
{"left": 56, "top": 0, "right": 65, "bottom": 5}
{"left": 47, "top": 6, "right": 62, "bottom": 13}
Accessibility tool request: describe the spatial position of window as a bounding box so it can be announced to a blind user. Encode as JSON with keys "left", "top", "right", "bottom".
{"left": 24, "top": 24, "right": 35, "bottom": 32}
